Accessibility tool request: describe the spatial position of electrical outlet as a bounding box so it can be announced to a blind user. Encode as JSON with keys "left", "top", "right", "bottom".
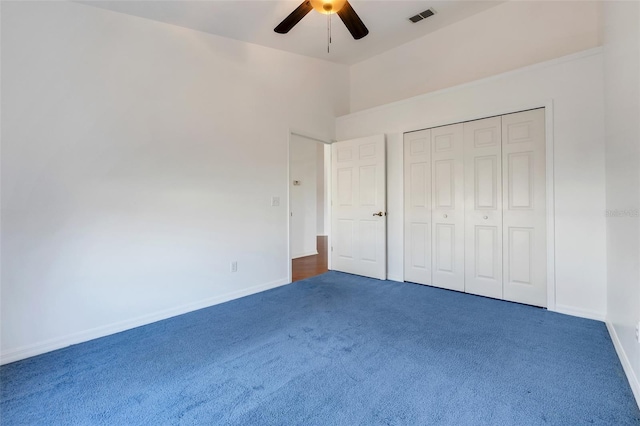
{"left": 231, "top": 261, "right": 238, "bottom": 273}
{"left": 271, "top": 196, "right": 280, "bottom": 207}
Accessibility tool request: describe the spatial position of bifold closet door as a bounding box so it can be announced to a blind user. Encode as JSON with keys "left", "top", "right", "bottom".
{"left": 502, "top": 109, "right": 546, "bottom": 307}
{"left": 404, "top": 130, "right": 431, "bottom": 285}
{"left": 464, "top": 117, "right": 503, "bottom": 299}
{"left": 431, "top": 124, "right": 465, "bottom": 292}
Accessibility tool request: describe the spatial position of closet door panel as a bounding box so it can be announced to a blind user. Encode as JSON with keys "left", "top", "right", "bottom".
{"left": 502, "top": 109, "right": 546, "bottom": 307}
{"left": 431, "top": 124, "right": 465, "bottom": 292}
{"left": 464, "top": 117, "right": 503, "bottom": 299}
{"left": 404, "top": 130, "right": 432, "bottom": 285}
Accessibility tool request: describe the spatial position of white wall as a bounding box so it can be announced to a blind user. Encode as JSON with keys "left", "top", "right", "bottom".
{"left": 603, "top": 0, "right": 640, "bottom": 404}
{"left": 337, "top": 48, "right": 607, "bottom": 320}
{"left": 0, "top": 1, "right": 349, "bottom": 363}
{"left": 290, "top": 135, "right": 318, "bottom": 258}
{"left": 350, "top": 0, "right": 601, "bottom": 112}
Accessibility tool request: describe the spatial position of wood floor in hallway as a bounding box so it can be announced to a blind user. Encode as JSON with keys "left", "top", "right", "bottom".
{"left": 292, "top": 236, "right": 328, "bottom": 282}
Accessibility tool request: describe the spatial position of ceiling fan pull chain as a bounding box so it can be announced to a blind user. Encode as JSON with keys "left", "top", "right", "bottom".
{"left": 327, "top": 13, "right": 330, "bottom": 53}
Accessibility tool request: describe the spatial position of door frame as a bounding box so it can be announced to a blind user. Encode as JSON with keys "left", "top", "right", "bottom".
{"left": 287, "top": 129, "right": 333, "bottom": 284}
{"left": 401, "top": 100, "right": 556, "bottom": 311}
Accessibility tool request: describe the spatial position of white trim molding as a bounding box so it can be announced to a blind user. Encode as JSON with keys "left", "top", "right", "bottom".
{"left": 292, "top": 251, "right": 319, "bottom": 259}
{"left": 555, "top": 304, "right": 606, "bottom": 322}
{"left": 543, "top": 104, "right": 556, "bottom": 312}
{"left": 606, "top": 322, "right": 640, "bottom": 409}
{"left": 0, "top": 278, "right": 290, "bottom": 365}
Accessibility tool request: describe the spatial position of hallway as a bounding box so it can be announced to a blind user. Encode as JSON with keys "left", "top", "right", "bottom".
{"left": 292, "top": 236, "right": 328, "bottom": 282}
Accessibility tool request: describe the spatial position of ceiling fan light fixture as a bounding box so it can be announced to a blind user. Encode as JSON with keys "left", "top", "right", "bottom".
{"left": 309, "top": 0, "right": 347, "bottom": 15}
{"left": 274, "top": 0, "right": 368, "bottom": 40}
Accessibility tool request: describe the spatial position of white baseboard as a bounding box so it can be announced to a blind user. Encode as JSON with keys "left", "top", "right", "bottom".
{"left": 292, "top": 251, "right": 318, "bottom": 259}
{"left": 606, "top": 321, "right": 640, "bottom": 409}
{"left": 0, "top": 278, "right": 290, "bottom": 365}
{"left": 553, "top": 304, "right": 606, "bottom": 322}
{"left": 387, "top": 274, "right": 403, "bottom": 283}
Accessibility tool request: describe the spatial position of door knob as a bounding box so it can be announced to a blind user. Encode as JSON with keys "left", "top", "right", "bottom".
{"left": 373, "top": 212, "right": 384, "bottom": 217}
{"left": 483, "top": 216, "right": 488, "bottom": 220}
{"left": 443, "top": 214, "right": 448, "bottom": 218}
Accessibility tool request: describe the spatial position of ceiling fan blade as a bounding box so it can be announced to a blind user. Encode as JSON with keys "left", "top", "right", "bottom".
{"left": 274, "top": 1, "right": 313, "bottom": 34}
{"left": 337, "top": 1, "right": 369, "bottom": 40}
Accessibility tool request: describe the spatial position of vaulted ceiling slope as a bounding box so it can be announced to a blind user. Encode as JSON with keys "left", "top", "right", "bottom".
{"left": 81, "top": 1, "right": 503, "bottom": 65}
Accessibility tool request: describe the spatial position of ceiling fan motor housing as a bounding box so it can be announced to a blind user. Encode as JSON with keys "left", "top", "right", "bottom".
{"left": 310, "top": 0, "right": 347, "bottom": 14}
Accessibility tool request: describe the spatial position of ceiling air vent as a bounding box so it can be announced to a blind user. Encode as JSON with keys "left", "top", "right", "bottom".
{"left": 409, "top": 8, "right": 435, "bottom": 23}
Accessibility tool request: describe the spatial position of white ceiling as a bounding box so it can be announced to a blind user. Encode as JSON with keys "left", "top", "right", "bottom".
{"left": 81, "top": 0, "right": 503, "bottom": 65}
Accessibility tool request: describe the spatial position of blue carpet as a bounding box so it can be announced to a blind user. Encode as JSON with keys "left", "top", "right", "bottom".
{"left": 1, "top": 271, "right": 639, "bottom": 425}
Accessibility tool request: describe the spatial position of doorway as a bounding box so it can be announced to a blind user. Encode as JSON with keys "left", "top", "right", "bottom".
{"left": 289, "top": 133, "right": 330, "bottom": 282}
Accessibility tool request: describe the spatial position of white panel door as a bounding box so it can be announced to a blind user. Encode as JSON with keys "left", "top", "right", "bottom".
{"left": 464, "top": 117, "right": 503, "bottom": 299}
{"left": 431, "top": 124, "right": 465, "bottom": 292}
{"left": 404, "top": 130, "right": 431, "bottom": 285}
{"left": 502, "top": 109, "right": 546, "bottom": 307}
{"left": 331, "top": 135, "right": 387, "bottom": 280}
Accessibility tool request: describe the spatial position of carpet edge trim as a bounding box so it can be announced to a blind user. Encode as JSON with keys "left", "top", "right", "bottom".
{"left": 606, "top": 321, "right": 640, "bottom": 410}
{"left": 0, "top": 278, "right": 291, "bottom": 365}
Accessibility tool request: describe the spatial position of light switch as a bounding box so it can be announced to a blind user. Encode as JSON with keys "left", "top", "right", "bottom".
{"left": 271, "top": 196, "right": 280, "bottom": 207}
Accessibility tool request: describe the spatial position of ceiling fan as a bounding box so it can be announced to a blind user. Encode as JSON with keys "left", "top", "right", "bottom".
{"left": 274, "top": 0, "right": 369, "bottom": 40}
